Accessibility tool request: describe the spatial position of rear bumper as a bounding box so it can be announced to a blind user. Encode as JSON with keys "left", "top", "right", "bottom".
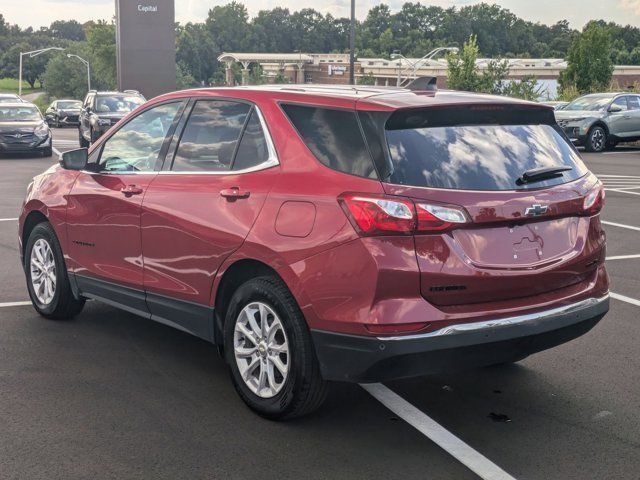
{"left": 311, "top": 294, "right": 609, "bottom": 383}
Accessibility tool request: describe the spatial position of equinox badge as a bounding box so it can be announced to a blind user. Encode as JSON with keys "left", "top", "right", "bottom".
{"left": 525, "top": 204, "right": 548, "bottom": 217}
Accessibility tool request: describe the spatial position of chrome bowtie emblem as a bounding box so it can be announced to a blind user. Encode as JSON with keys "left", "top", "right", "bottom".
{"left": 10, "top": 133, "right": 25, "bottom": 138}
{"left": 525, "top": 204, "right": 548, "bottom": 216}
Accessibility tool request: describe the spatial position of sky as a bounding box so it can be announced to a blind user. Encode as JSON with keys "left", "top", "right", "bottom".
{"left": 2, "top": 0, "right": 640, "bottom": 29}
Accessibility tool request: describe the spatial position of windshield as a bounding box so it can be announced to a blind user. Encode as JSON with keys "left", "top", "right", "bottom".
{"left": 385, "top": 124, "right": 588, "bottom": 191}
{"left": 58, "top": 101, "right": 81, "bottom": 109}
{"left": 95, "top": 95, "right": 144, "bottom": 113}
{"left": 564, "top": 96, "right": 613, "bottom": 112}
{"left": 0, "top": 106, "right": 42, "bottom": 122}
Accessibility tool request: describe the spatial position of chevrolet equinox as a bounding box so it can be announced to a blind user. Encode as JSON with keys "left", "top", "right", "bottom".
{"left": 19, "top": 84, "right": 609, "bottom": 419}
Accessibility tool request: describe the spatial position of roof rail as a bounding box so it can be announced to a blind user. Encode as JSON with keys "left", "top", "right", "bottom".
{"left": 406, "top": 76, "right": 438, "bottom": 92}
{"left": 88, "top": 89, "right": 97, "bottom": 93}
{"left": 123, "top": 89, "right": 140, "bottom": 94}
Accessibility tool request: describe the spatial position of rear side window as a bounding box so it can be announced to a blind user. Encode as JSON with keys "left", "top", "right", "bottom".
{"left": 172, "top": 100, "right": 250, "bottom": 172}
{"left": 281, "top": 104, "right": 377, "bottom": 178}
{"left": 384, "top": 108, "right": 588, "bottom": 191}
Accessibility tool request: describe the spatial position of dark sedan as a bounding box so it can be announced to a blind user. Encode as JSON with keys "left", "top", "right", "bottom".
{"left": 0, "top": 103, "right": 52, "bottom": 157}
{"left": 45, "top": 99, "right": 82, "bottom": 127}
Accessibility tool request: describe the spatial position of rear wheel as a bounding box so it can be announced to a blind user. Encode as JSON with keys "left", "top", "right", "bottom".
{"left": 585, "top": 125, "right": 607, "bottom": 152}
{"left": 224, "top": 276, "right": 327, "bottom": 419}
{"left": 25, "top": 222, "right": 85, "bottom": 319}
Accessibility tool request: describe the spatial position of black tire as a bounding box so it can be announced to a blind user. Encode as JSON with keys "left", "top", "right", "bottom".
{"left": 54, "top": 116, "right": 60, "bottom": 128}
{"left": 585, "top": 125, "right": 607, "bottom": 152}
{"left": 78, "top": 128, "right": 89, "bottom": 148}
{"left": 24, "top": 222, "right": 85, "bottom": 319}
{"left": 224, "top": 276, "right": 327, "bottom": 420}
{"left": 41, "top": 146, "right": 53, "bottom": 157}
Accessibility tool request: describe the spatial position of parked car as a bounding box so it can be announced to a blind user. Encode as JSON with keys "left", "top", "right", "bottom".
{"left": 19, "top": 85, "right": 609, "bottom": 419}
{"left": 555, "top": 92, "right": 640, "bottom": 152}
{"left": 0, "top": 93, "right": 24, "bottom": 103}
{"left": 0, "top": 102, "right": 52, "bottom": 156}
{"left": 78, "top": 89, "right": 145, "bottom": 147}
{"left": 540, "top": 100, "right": 569, "bottom": 110}
{"left": 45, "top": 99, "right": 82, "bottom": 127}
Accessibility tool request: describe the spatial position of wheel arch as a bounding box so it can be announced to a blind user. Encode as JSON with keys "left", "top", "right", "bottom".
{"left": 21, "top": 208, "right": 50, "bottom": 259}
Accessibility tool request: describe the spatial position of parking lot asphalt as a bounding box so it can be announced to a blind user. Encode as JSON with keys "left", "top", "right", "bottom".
{"left": 0, "top": 129, "right": 638, "bottom": 480}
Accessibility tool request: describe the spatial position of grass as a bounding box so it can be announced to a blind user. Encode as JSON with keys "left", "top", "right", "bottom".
{"left": 0, "top": 78, "right": 43, "bottom": 95}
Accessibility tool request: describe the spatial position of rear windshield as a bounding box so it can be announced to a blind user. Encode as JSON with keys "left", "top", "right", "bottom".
{"left": 385, "top": 123, "right": 588, "bottom": 191}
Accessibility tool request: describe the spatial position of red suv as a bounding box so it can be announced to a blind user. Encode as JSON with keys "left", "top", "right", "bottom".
{"left": 19, "top": 85, "right": 609, "bottom": 419}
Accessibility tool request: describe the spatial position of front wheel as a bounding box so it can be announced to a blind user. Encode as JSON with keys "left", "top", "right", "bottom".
{"left": 25, "top": 222, "right": 85, "bottom": 319}
{"left": 224, "top": 276, "right": 327, "bottom": 420}
{"left": 585, "top": 126, "right": 607, "bottom": 152}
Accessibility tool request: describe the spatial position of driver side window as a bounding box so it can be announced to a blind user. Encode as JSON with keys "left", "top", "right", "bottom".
{"left": 98, "top": 101, "right": 184, "bottom": 173}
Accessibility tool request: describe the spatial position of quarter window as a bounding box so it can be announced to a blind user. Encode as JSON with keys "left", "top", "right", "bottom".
{"left": 171, "top": 100, "right": 251, "bottom": 172}
{"left": 98, "top": 101, "right": 184, "bottom": 173}
{"left": 281, "top": 104, "right": 377, "bottom": 179}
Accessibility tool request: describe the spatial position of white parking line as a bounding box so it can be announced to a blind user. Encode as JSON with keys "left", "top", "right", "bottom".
{"left": 601, "top": 220, "right": 640, "bottom": 232}
{"left": 611, "top": 292, "right": 640, "bottom": 307}
{"left": 0, "top": 218, "right": 18, "bottom": 222}
{"left": 52, "top": 146, "right": 61, "bottom": 157}
{"left": 361, "top": 383, "right": 517, "bottom": 480}
{"left": 607, "top": 189, "right": 640, "bottom": 196}
{"left": 606, "top": 254, "right": 640, "bottom": 261}
{"left": 0, "top": 301, "right": 31, "bottom": 308}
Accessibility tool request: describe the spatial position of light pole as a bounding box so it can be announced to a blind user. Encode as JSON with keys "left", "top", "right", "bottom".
{"left": 349, "top": 0, "right": 355, "bottom": 85}
{"left": 67, "top": 54, "right": 91, "bottom": 92}
{"left": 391, "top": 47, "right": 459, "bottom": 86}
{"left": 18, "top": 47, "right": 65, "bottom": 96}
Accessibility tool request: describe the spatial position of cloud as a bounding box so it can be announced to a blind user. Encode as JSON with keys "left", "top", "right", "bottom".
{"left": 621, "top": 0, "right": 640, "bottom": 14}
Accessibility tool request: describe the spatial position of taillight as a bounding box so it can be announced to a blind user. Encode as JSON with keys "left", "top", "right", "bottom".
{"left": 415, "top": 202, "right": 468, "bottom": 232}
{"left": 339, "top": 194, "right": 415, "bottom": 236}
{"left": 339, "top": 194, "right": 469, "bottom": 236}
{"left": 583, "top": 184, "right": 605, "bottom": 215}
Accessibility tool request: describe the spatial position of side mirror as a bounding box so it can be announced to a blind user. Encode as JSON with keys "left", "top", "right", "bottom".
{"left": 609, "top": 104, "right": 623, "bottom": 113}
{"left": 60, "top": 148, "right": 88, "bottom": 171}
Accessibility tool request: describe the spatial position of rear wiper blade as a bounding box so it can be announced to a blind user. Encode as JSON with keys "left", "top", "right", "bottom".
{"left": 516, "top": 166, "right": 572, "bottom": 185}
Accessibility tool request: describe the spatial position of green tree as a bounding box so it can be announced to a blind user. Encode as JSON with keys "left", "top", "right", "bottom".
{"left": 176, "top": 23, "right": 220, "bottom": 84}
{"left": 206, "top": 2, "right": 250, "bottom": 52}
{"left": 49, "top": 20, "right": 85, "bottom": 41}
{"left": 561, "top": 21, "right": 614, "bottom": 93}
{"left": 41, "top": 51, "right": 88, "bottom": 98}
{"left": 85, "top": 21, "right": 117, "bottom": 90}
{"left": 446, "top": 35, "right": 510, "bottom": 94}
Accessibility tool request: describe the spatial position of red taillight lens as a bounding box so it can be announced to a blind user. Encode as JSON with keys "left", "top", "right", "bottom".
{"left": 415, "top": 202, "right": 468, "bottom": 232}
{"left": 339, "top": 194, "right": 415, "bottom": 236}
{"left": 583, "top": 184, "right": 605, "bottom": 215}
{"left": 339, "top": 194, "right": 469, "bottom": 236}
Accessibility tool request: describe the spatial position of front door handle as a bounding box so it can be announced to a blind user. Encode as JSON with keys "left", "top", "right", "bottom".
{"left": 121, "top": 185, "right": 144, "bottom": 197}
{"left": 220, "top": 187, "right": 250, "bottom": 200}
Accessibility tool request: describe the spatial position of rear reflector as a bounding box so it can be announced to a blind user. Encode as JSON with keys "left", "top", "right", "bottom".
{"left": 365, "top": 321, "right": 431, "bottom": 335}
{"left": 339, "top": 193, "right": 469, "bottom": 236}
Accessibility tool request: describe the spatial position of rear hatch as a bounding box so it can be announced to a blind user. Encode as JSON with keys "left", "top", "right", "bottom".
{"left": 359, "top": 104, "right": 605, "bottom": 307}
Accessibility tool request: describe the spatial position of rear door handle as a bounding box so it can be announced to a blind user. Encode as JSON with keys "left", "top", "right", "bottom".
{"left": 121, "top": 185, "right": 144, "bottom": 197}
{"left": 220, "top": 187, "right": 250, "bottom": 200}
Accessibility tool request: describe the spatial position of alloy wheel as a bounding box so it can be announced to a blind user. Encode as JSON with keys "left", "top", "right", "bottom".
{"left": 591, "top": 128, "right": 605, "bottom": 151}
{"left": 233, "top": 302, "right": 289, "bottom": 398}
{"left": 30, "top": 238, "right": 57, "bottom": 305}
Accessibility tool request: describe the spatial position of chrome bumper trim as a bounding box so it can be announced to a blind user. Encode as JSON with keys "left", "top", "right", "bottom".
{"left": 378, "top": 294, "right": 610, "bottom": 341}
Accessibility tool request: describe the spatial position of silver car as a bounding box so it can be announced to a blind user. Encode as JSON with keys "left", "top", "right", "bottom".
{"left": 554, "top": 92, "right": 640, "bottom": 152}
